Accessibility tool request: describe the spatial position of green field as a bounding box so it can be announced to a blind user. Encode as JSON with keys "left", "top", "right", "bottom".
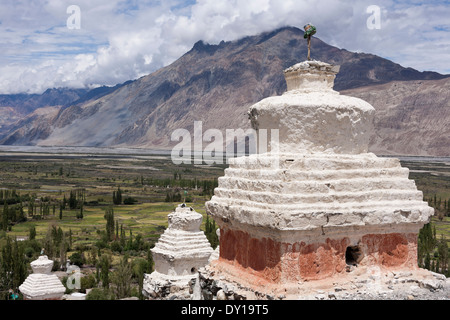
{"left": 0, "top": 151, "right": 449, "bottom": 260}
{"left": 0, "top": 150, "right": 224, "bottom": 267}
{"left": 8, "top": 202, "right": 180, "bottom": 242}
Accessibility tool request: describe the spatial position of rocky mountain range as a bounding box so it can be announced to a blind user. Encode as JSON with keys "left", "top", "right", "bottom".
{"left": 0, "top": 26, "right": 448, "bottom": 156}
{"left": 343, "top": 78, "right": 450, "bottom": 156}
{"left": 0, "top": 88, "right": 87, "bottom": 137}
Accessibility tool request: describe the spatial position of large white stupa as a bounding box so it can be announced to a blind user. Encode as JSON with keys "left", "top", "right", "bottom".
{"left": 205, "top": 59, "right": 434, "bottom": 294}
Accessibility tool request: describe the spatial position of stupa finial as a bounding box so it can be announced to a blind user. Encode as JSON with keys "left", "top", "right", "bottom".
{"left": 303, "top": 23, "right": 316, "bottom": 61}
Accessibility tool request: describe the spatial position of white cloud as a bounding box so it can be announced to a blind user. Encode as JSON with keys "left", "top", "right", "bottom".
{"left": 0, "top": 0, "right": 449, "bottom": 94}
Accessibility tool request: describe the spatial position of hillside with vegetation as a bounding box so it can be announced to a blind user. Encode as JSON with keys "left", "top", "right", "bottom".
{"left": 0, "top": 151, "right": 221, "bottom": 300}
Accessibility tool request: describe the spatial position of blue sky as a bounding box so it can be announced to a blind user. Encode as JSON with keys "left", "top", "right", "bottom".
{"left": 0, "top": 0, "right": 449, "bottom": 94}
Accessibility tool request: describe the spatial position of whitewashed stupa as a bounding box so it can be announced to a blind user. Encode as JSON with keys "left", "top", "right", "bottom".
{"left": 143, "top": 204, "right": 213, "bottom": 294}
{"left": 19, "top": 255, "right": 66, "bottom": 300}
{"left": 205, "top": 60, "right": 434, "bottom": 293}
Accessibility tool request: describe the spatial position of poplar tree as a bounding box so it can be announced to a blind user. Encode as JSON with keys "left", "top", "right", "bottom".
{"left": 111, "top": 256, "right": 132, "bottom": 299}
{"left": 12, "top": 240, "right": 27, "bottom": 289}
{"left": 28, "top": 201, "right": 33, "bottom": 217}
{"left": 1, "top": 237, "right": 28, "bottom": 291}
{"left": 98, "top": 254, "right": 111, "bottom": 289}
{"left": 68, "top": 229, "right": 73, "bottom": 249}
{"left": 69, "top": 191, "right": 77, "bottom": 209}
{"left": 104, "top": 207, "right": 115, "bottom": 242}
{"left": 120, "top": 224, "right": 126, "bottom": 248}
{"left": 418, "top": 222, "right": 436, "bottom": 267}
{"left": 112, "top": 187, "right": 122, "bottom": 205}
{"left": 29, "top": 226, "right": 36, "bottom": 241}
{"left": 2, "top": 201, "right": 9, "bottom": 231}
{"left": 79, "top": 202, "right": 84, "bottom": 219}
{"left": 437, "top": 235, "right": 449, "bottom": 274}
{"left": 204, "top": 215, "right": 219, "bottom": 249}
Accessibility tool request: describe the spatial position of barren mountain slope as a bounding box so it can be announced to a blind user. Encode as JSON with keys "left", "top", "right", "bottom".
{"left": 1, "top": 106, "right": 61, "bottom": 145}
{"left": 1, "top": 27, "right": 448, "bottom": 155}
{"left": 343, "top": 78, "right": 450, "bottom": 156}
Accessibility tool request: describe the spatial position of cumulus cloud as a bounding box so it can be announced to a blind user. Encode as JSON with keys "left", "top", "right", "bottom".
{"left": 0, "top": 0, "right": 449, "bottom": 94}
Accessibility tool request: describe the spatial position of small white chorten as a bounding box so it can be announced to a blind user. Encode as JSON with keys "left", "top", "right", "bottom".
{"left": 143, "top": 204, "right": 214, "bottom": 295}
{"left": 19, "top": 255, "right": 66, "bottom": 300}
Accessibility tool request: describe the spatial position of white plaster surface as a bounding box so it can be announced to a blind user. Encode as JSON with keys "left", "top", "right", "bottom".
{"left": 19, "top": 256, "right": 65, "bottom": 300}
{"left": 30, "top": 255, "right": 54, "bottom": 274}
{"left": 248, "top": 92, "right": 375, "bottom": 154}
{"left": 283, "top": 60, "right": 340, "bottom": 92}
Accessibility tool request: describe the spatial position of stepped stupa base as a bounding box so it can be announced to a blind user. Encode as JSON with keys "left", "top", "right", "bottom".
{"left": 20, "top": 273, "right": 67, "bottom": 300}
{"left": 206, "top": 151, "right": 431, "bottom": 289}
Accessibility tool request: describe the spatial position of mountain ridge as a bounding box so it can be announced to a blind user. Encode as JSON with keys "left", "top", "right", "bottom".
{"left": 1, "top": 26, "right": 449, "bottom": 156}
{"left": 343, "top": 77, "right": 450, "bottom": 156}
